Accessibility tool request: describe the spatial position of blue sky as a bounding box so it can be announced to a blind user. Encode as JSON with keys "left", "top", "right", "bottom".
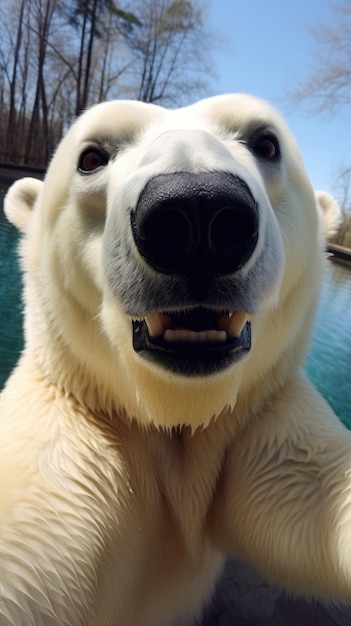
{"left": 206, "top": 0, "right": 350, "bottom": 195}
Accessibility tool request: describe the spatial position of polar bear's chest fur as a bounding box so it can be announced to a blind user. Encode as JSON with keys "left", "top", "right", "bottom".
{"left": 1, "top": 363, "right": 229, "bottom": 626}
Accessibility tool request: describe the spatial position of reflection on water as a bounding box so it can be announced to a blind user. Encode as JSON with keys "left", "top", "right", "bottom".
{"left": 305, "top": 261, "right": 351, "bottom": 428}
{"left": 0, "top": 179, "right": 350, "bottom": 426}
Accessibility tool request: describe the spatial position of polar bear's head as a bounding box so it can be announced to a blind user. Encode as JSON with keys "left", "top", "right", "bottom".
{"left": 4, "top": 95, "right": 335, "bottom": 430}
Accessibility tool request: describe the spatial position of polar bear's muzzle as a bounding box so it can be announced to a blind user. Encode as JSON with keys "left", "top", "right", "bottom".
{"left": 129, "top": 171, "right": 258, "bottom": 377}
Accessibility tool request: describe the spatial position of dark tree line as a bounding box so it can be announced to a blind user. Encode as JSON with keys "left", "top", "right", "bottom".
{"left": 0, "top": 0, "right": 213, "bottom": 166}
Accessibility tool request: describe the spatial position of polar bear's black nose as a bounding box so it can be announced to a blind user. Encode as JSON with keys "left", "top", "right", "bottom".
{"left": 131, "top": 172, "right": 259, "bottom": 275}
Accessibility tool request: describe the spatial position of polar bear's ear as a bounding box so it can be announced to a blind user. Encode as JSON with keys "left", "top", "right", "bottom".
{"left": 4, "top": 177, "right": 43, "bottom": 234}
{"left": 315, "top": 189, "right": 342, "bottom": 240}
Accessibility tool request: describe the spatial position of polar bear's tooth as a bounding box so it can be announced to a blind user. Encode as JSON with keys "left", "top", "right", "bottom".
{"left": 164, "top": 329, "right": 227, "bottom": 343}
{"left": 228, "top": 311, "right": 250, "bottom": 337}
{"left": 207, "top": 330, "right": 227, "bottom": 342}
{"left": 145, "top": 313, "right": 164, "bottom": 337}
{"left": 144, "top": 311, "right": 250, "bottom": 341}
{"left": 164, "top": 329, "right": 179, "bottom": 342}
{"left": 145, "top": 313, "right": 171, "bottom": 337}
{"left": 218, "top": 311, "right": 250, "bottom": 338}
{"left": 217, "top": 312, "right": 233, "bottom": 331}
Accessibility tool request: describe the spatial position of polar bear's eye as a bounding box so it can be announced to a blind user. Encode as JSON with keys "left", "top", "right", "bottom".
{"left": 78, "top": 148, "right": 109, "bottom": 173}
{"left": 252, "top": 134, "right": 280, "bottom": 161}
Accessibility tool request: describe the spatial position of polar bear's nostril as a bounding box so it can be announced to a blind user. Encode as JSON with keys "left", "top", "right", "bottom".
{"left": 131, "top": 171, "right": 259, "bottom": 276}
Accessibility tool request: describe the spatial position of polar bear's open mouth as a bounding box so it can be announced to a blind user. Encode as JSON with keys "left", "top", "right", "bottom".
{"left": 132, "top": 307, "right": 252, "bottom": 376}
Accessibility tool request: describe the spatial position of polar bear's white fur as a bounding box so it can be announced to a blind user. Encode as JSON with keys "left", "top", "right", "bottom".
{"left": 1, "top": 94, "right": 350, "bottom": 626}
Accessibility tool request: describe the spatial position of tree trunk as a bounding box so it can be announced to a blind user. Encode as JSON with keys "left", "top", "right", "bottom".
{"left": 6, "top": 0, "right": 27, "bottom": 159}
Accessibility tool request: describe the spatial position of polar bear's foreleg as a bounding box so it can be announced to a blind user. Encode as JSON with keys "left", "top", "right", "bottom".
{"left": 212, "top": 373, "right": 351, "bottom": 600}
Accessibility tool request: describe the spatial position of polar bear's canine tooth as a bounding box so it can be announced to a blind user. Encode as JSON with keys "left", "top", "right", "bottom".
{"left": 218, "top": 311, "right": 251, "bottom": 338}
{"left": 145, "top": 313, "right": 171, "bottom": 337}
{"left": 144, "top": 310, "right": 250, "bottom": 343}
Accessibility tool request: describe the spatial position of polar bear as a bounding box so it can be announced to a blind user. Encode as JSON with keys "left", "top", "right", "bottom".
{"left": 0, "top": 94, "right": 350, "bottom": 626}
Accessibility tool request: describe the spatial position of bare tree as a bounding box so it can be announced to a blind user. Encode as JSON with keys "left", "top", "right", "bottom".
{"left": 329, "top": 166, "right": 351, "bottom": 246}
{"left": 291, "top": 0, "right": 351, "bottom": 114}
{"left": 334, "top": 166, "right": 351, "bottom": 216}
{"left": 6, "top": 0, "right": 27, "bottom": 157}
{"left": 121, "top": 0, "right": 213, "bottom": 106}
{"left": 0, "top": 0, "right": 216, "bottom": 166}
{"left": 0, "top": 0, "right": 139, "bottom": 162}
{"left": 288, "top": 0, "right": 351, "bottom": 247}
{"left": 0, "top": 0, "right": 65, "bottom": 164}
{"left": 0, "top": 0, "right": 32, "bottom": 161}
{"left": 59, "top": 0, "right": 139, "bottom": 115}
{"left": 25, "top": 0, "right": 59, "bottom": 164}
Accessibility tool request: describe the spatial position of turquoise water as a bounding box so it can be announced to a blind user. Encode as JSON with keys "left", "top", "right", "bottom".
{"left": 0, "top": 182, "right": 24, "bottom": 386}
{"left": 305, "top": 261, "right": 351, "bottom": 427}
{"left": 0, "top": 180, "right": 350, "bottom": 426}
